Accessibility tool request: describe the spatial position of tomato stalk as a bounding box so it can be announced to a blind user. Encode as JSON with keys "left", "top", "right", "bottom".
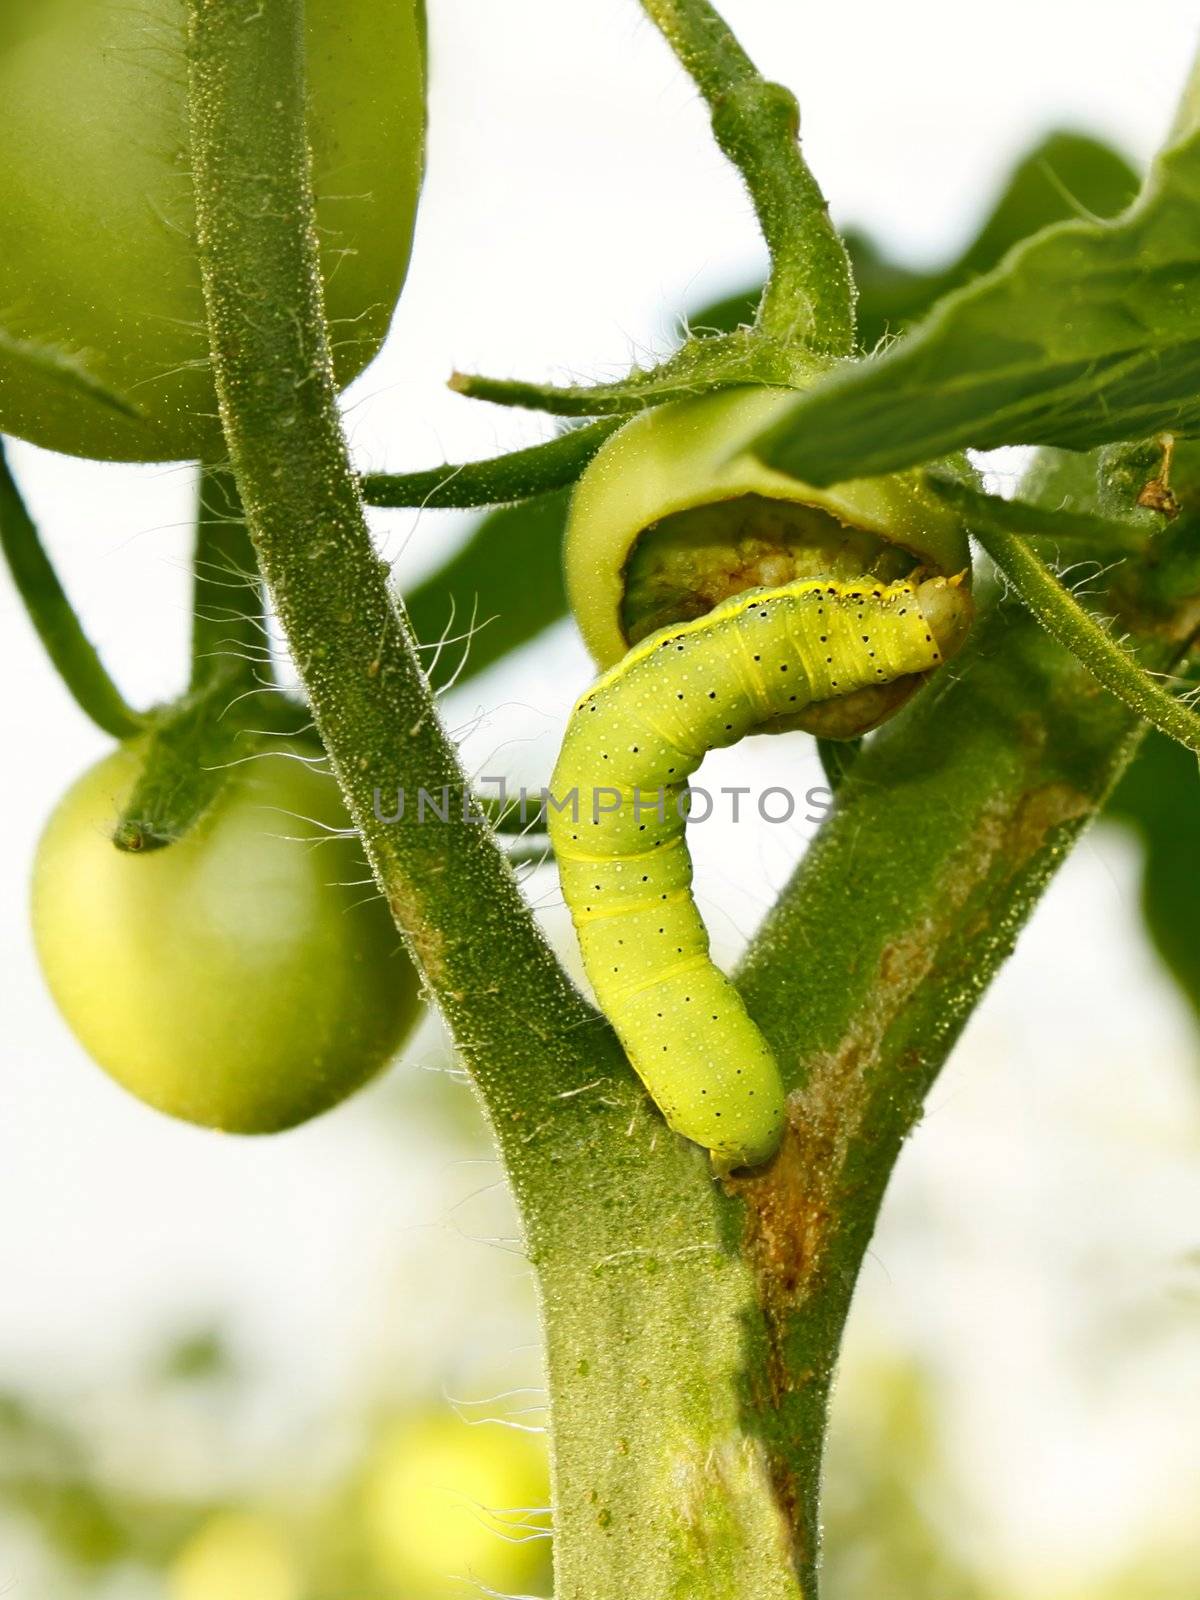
{"left": 448, "top": 0, "right": 857, "bottom": 422}
{"left": 361, "top": 419, "right": 621, "bottom": 510}
{"left": 184, "top": 0, "right": 607, "bottom": 1130}
{"left": 184, "top": 6, "right": 1200, "bottom": 1600}
{"left": 184, "top": 6, "right": 820, "bottom": 1596}
{"left": 190, "top": 467, "right": 270, "bottom": 694}
{"left": 638, "top": 0, "right": 856, "bottom": 351}
{"left": 0, "top": 438, "right": 144, "bottom": 739}
{"left": 962, "top": 509, "right": 1200, "bottom": 756}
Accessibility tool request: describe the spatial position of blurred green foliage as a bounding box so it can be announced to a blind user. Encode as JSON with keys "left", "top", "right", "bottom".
{"left": 5, "top": 1344, "right": 1199, "bottom": 1598}
{"left": 1107, "top": 728, "right": 1200, "bottom": 1024}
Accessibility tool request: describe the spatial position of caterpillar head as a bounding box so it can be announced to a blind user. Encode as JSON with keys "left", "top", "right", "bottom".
{"left": 564, "top": 388, "right": 974, "bottom": 737}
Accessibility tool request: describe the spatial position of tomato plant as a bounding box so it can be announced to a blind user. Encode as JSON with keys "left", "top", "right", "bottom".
{"left": 5, "top": 1, "right": 1200, "bottom": 1598}
{"left": 0, "top": 0, "right": 424, "bottom": 463}
{"left": 31, "top": 742, "right": 421, "bottom": 1132}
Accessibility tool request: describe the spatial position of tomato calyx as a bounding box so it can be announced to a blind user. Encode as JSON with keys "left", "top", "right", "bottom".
{"left": 112, "top": 675, "right": 315, "bottom": 854}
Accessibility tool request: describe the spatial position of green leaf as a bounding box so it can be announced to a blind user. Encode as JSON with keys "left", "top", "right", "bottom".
{"left": 696, "top": 131, "right": 1140, "bottom": 357}
{"left": 1107, "top": 729, "right": 1200, "bottom": 1025}
{"left": 850, "top": 129, "right": 1139, "bottom": 349}
{"left": 0, "top": 325, "right": 142, "bottom": 419}
{"left": 749, "top": 61, "right": 1200, "bottom": 483}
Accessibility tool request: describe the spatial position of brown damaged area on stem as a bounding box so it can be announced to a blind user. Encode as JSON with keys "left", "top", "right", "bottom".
{"left": 723, "top": 773, "right": 1093, "bottom": 1563}
{"left": 385, "top": 878, "right": 452, "bottom": 993}
{"left": 732, "top": 775, "right": 1090, "bottom": 1323}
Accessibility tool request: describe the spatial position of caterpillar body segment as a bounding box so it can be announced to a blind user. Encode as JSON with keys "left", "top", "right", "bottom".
{"left": 549, "top": 573, "right": 970, "bottom": 1170}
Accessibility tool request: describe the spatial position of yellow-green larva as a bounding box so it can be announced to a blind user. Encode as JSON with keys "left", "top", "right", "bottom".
{"left": 549, "top": 572, "right": 971, "bottom": 1170}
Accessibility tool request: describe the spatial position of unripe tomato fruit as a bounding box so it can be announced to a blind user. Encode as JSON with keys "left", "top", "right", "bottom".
{"left": 0, "top": 0, "right": 424, "bottom": 463}
{"left": 359, "top": 1410, "right": 551, "bottom": 1598}
{"left": 564, "top": 387, "right": 972, "bottom": 738}
{"left": 169, "top": 1513, "right": 301, "bottom": 1600}
{"left": 31, "top": 743, "right": 422, "bottom": 1132}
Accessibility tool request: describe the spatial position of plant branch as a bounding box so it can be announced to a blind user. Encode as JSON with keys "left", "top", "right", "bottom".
{"left": 361, "top": 419, "right": 620, "bottom": 508}
{"left": 929, "top": 475, "right": 1152, "bottom": 553}
{"left": 186, "top": 0, "right": 599, "bottom": 1114}
{"left": 967, "top": 518, "right": 1200, "bottom": 755}
{"left": 185, "top": 8, "right": 819, "bottom": 1597}
{"left": 190, "top": 466, "right": 268, "bottom": 691}
{"left": 0, "top": 437, "right": 143, "bottom": 739}
{"left": 449, "top": 328, "right": 813, "bottom": 418}
{"left": 728, "top": 508, "right": 1200, "bottom": 1584}
{"left": 639, "top": 0, "right": 855, "bottom": 349}
{"left": 111, "top": 672, "right": 244, "bottom": 852}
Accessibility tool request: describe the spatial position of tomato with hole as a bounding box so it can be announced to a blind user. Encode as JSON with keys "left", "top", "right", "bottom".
{"left": 31, "top": 743, "right": 422, "bottom": 1132}
{"left": 0, "top": 0, "right": 424, "bottom": 463}
{"left": 563, "top": 388, "right": 973, "bottom": 738}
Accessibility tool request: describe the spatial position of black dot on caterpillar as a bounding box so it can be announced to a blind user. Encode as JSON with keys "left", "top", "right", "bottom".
{"left": 549, "top": 573, "right": 971, "bottom": 1171}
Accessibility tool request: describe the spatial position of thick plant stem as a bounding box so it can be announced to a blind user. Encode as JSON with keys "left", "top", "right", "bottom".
{"left": 728, "top": 572, "right": 1200, "bottom": 1585}
{"left": 185, "top": 8, "right": 1200, "bottom": 1600}
{"left": 640, "top": 0, "right": 855, "bottom": 350}
{"left": 186, "top": 0, "right": 596, "bottom": 1112}
{"left": 186, "top": 10, "right": 808, "bottom": 1596}
{"left": 0, "top": 438, "right": 143, "bottom": 738}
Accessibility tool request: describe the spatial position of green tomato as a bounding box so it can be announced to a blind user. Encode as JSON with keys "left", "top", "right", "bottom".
{"left": 0, "top": 0, "right": 424, "bottom": 463}
{"left": 31, "top": 743, "right": 422, "bottom": 1132}
{"left": 359, "top": 1410, "right": 551, "bottom": 1598}
{"left": 169, "top": 1513, "right": 301, "bottom": 1600}
{"left": 563, "top": 388, "right": 973, "bottom": 739}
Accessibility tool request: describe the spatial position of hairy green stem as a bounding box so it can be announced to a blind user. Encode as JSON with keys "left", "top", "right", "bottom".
{"left": 184, "top": 8, "right": 814, "bottom": 1596}
{"left": 183, "top": 8, "right": 1200, "bottom": 1600}
{"left": 362, "top": 419, "right": 619, "bottom": 509}
{"left": 0, "top": 438, "right": 143, "bottom": 738}
{"left": 969, "top": 518, "right": 1200, "bottom": 753}
{"left": 930, "top": 475, "right": 1152, "bottom": 553}
{"left": 190, "top": 466, "right": 268, "bottom": 691}
{"left": 449, "top": 328, "right": 811, "bottom": 418}
{"left": 639, "top": 0, "right": 855, "bottom": 349}
{"left": 186, "top": 0, "right": 596, "bottom": 1105}
{"left": 728, "top": 556, "right": 1198, "bottom": 1583}
{"left": 111, "top": 673, "right": 243, "bottom": 852}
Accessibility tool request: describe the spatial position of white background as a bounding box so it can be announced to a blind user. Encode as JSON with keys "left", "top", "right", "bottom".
{"left": 2, "top": 1, "right": 1200, "bottom": 1591}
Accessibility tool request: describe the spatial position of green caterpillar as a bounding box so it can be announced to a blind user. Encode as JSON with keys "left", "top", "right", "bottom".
{"left": 549, "top": 572, "right": 970, "bottom": 1171}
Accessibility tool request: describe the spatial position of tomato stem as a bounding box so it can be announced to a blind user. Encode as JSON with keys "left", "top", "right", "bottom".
{"left": 187, "top": 0, "right": 598, "bottom": 1095}
{"left": 190, "top": 467, "right": 271, "bottom": 693}
{"left": 110, "top": 675, "right": 240, "bottom": 852}
{"left": 640, "top": 0, "right": 856, "bottom": 352}
{"left": 449, "top": 327, "right": 815, "bottom": 418}
{"left": 362, "top": 419, "right": 620, "bottom": 509}
{"left": 926, "top": 475, "right": 1153, "bottom": 552}
{"left": 966, "top": 513, "right": 1200, "bottom": 756}
{"left": 0, "top": 438, "right": 144, "bottom": 739}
